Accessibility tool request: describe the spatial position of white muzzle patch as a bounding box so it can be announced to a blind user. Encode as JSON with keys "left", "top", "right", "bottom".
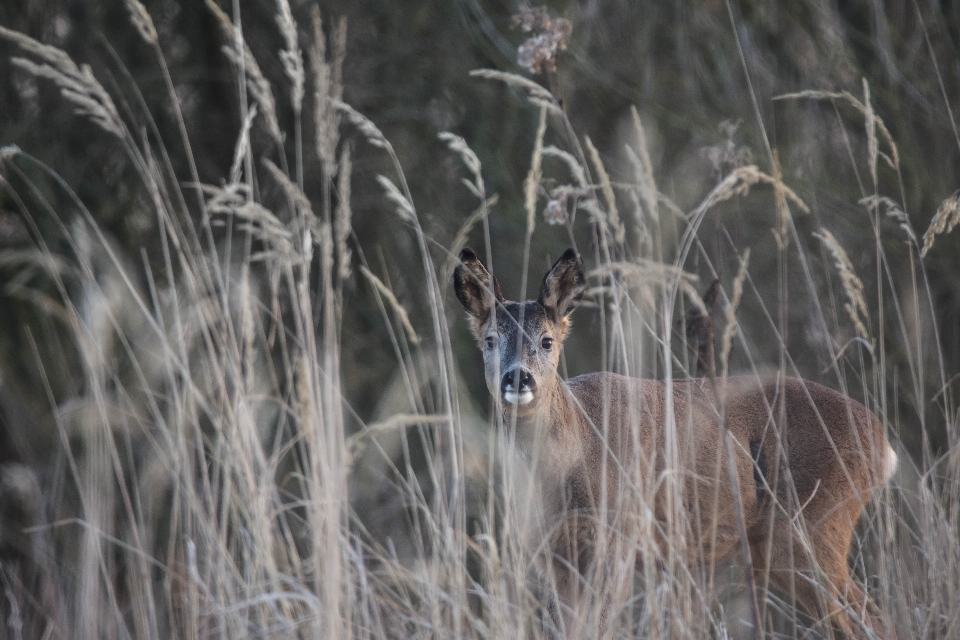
{"left": 504, "top": 389, "right": 534, "bottom": 405}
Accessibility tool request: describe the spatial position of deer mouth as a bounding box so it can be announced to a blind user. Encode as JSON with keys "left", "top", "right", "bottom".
{"left": 503, "top": 388, "right": 534, "bottom": 405}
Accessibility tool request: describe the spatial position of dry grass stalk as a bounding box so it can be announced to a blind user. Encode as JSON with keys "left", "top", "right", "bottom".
{"left": 771, "top": 150, "right": 789, "bottom": 249}
{"left": 542, "top": 145, "right": 588, "bottom": 226}
{"left": 335, "top": 143, "right": 353, "bottom": 281}
{"left": 274, "top": 0, "right": 304, "bottom": 115}
{"left": 629, "top": 105, "right": 659, "bottom": 224}
{"left": 310, "top": 8, "right": 347, "bottom": 177}
{"left": 358, "top": 265, "right": 419, "bottom": 345}
{"left": 585, "top": 136, "right": 625, "bottom": 245}
{"left": 690, "top": 165, "right": 810, "bottom": 224}
{"left": 346, "top": 414, "right": 450, "bottom": 465}
{"left": 543, "top": 145, "right": 587, "bottom": 188}
{"left": 861, "top": 195, "right": 917, "bottom": 245}
{"left": 590, "top": 259, "right": 697, "bottom": 291}
{"left": 920, "top": 190, "right": 960, "bottom": 258}
{"left": 815, "top": 228, "right": 871, "bottom": 341}
{"left": 334, "top": 100, "right": 388, "bottom": 150}
{"left": 775, "top": 88, "right": 900, "bottom": 171}
{"left": 438, "top": 132, "right": 485, "bottom": 200}
{"left": 376, "top": 174, "right": 415, "bottom": 224}
{"left": 205, "top": 0, "right": 283, "bottom": 147}
{"left": 262, "top": 158, "right": 318, "bottom": 240}
{"left": 229, "top": 105, "right": 258, "bottom": 185}
{"left": 682, "top": 280, "right": 709, "bottom": 320}
{"left": 201, "top": 182, "right": 295, "bottom": 259}
{"left": 0, "top": 144, "right": 20, "bottom": 161}
{"left": 469, "top": 69, "right": 562, "bottom": 115}
{"left": 524, "top": 107, "right": 548, "bottom": 237}
{"left": 863, "top": 78, "right": 879, "bottom": 189}
{"left": 0, "top": 26, "right": 124, "bottom": 138}
{"left": 122, "top": 0, "right": 159, "bottom": 45}
{"left": 720, "top": 248, "right": 750, "bottom": 380}
{"left": 443, "top": 194, "right": 498, "bottom": 284}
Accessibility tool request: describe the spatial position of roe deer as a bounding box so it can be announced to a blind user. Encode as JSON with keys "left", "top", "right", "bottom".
{"left": 454, "top": 247, "right": 898, "bottom": 639}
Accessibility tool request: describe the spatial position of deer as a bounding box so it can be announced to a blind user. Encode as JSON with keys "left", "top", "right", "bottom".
{"left": 453, "top": 247, "right": 898, "bottom": 639}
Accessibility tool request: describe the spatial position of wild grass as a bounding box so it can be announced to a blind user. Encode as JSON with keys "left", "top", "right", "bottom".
{"left": 0, "top": 2, "right": 958, "bottom": 640}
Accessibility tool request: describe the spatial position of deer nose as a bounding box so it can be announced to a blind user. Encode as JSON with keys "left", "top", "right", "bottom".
{"left": 501, "top": 369, "right": 536, "bottom": 405}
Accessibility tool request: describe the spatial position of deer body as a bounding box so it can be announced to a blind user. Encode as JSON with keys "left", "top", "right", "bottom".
{"left": 454, "top": 248, "right": 897, "bottom": 639}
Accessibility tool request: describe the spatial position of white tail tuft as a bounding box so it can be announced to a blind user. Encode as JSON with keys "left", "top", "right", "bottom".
{"left": 883, "top": 443, "right": 899, "bottom": 482}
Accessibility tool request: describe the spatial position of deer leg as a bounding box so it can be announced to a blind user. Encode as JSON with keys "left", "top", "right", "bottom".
{"left": 545, "top": 512, "right": 631, "bottom": 640}
{"left": 752, "top": 507, "right": 892, "bottom": 640}
{"left": 545, "top": 512, "right": 595, "bottom": 639}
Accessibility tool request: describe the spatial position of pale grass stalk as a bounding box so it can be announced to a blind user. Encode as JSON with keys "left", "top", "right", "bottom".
{"left": 861, "top": 195, "right": 917, "bottom": 245}
{"left": 274, "top": 0, "right": 304, "bottom": 186}
{"left": 630, "top": 105, "right": 659, "bottom": 225}
{"left": 122, "top": 0, "right": 159, "bottom": 45}
{"left": 205, "top": 0, "right": 283, "bottom": 147}
{"left": 443, "top": 194, "right": 498, "bottom": 285}
{"left": 589, "top": 259, "right": 698, "bottom": 288}
{"left": 1, "top": 143, "right": 21, "bottom": 159}
{"left": 262, "top": 157, "right": 315, "bottom": 225}
{"left": 358, "top": 265, "right": 420, "bottom": 345}
{"left": 863, "top": 78, "right": 879, "bottom": 190}
{"left": 815, "top": 228, "right": 872, "bottom": 342}
{"left": 334, "top": 100, "right": 389, "bottom": 150}
{"left": 335, "top": 143, "right": 353, "bottom": 281}
{"left": 229, "top": 105, "right": 258, "bottom": 185}
{"left": 274, "top": 0, "right": 304, "bottom": 115}
{"left": 524, "top": 107, "right": 548, "bottom": 238}
{"left": 585, "top": 135, "right": 625, "bottom": 246}
{"left": 720, "top": 248, "right": 750, "bottom": 380}
{"left": 519, "top": 106, "right": 548, "bottom": 303}
{"left": 775, "top": 88, "right": 900, "bottom": 170}
{"left": 469, "top": 68, "right": 562, "bottom": 115}
{"left": 311, "top": 8, "right": 346, "bottom": 178}
{"left": 0, "top": 26, "right": 124, "bottom": 138}
{"left": 542, "top": 145, "right": 587, "bottom": 188}
{"left": 438, "top": 131, "right": 485, "bottom": 199}
{"left": 920, "top": 190, "right": 960, "bottom": 258}
{"left": 771, "top": 150, "right": 789, "bottom": 249}
{"left": 690, "top": 165, "right": 810, "bottom": 222}
{"left": 376, "top": 174, "right": 415, "bottom": 224}
{"left": 346, "top": 414, "right": 451, "bottom": 464}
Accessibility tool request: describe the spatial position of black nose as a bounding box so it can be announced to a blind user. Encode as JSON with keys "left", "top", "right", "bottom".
{"left": 501, "top": 368, "right": 535, "bottom": 394}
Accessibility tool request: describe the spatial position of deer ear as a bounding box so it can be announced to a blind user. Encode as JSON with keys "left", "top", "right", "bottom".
{"left": 454, "top": 248, "right": 504, "bottom": 324}
{"left": 538, "top": 248, "right": 585, "bottom": 320}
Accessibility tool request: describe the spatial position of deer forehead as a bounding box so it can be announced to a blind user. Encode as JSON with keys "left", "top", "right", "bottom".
{"left": 492, "top": 302, "right": 556, "bottom": 338}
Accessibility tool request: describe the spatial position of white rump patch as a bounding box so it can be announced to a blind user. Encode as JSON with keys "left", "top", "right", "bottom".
{"left": 883, "top": 443, "right": 898, "bottom": 482}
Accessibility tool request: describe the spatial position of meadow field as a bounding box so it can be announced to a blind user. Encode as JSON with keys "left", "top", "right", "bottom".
{"left": 0, "top": 0, "right": 959, "bottom": 638}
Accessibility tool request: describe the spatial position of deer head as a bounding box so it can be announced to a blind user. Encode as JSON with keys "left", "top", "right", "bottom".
{"left": 454, "top": 248, "right": 586, "bottom": 418}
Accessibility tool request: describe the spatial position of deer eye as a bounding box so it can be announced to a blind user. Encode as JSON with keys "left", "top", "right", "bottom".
{"left": 541, "top": 336, "right": 554, "bottom": 350}
{"left": 485, "top": 335, "right": 497, "bottom": 350}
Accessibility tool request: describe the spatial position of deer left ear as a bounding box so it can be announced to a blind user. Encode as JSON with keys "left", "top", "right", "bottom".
{"left": 538, "top": 248, "right": 585, "bottom": 321}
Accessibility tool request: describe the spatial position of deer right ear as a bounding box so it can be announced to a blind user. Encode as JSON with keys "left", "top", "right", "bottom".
{"left": 453, "top": 249, "right": 504, "bottom": 325}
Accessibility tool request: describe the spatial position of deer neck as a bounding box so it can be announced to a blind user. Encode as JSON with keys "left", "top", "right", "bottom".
{"left": 500, "top": 379, "right": 582, "bottom": 476}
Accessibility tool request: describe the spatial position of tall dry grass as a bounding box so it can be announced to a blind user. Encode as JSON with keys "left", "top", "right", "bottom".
{"left": 0, "top": 2, "right": 958, "bottom": 639}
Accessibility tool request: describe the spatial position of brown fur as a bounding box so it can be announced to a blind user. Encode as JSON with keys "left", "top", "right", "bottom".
{"left": 454, "top": 248, "right": 897, "bottom": 639}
